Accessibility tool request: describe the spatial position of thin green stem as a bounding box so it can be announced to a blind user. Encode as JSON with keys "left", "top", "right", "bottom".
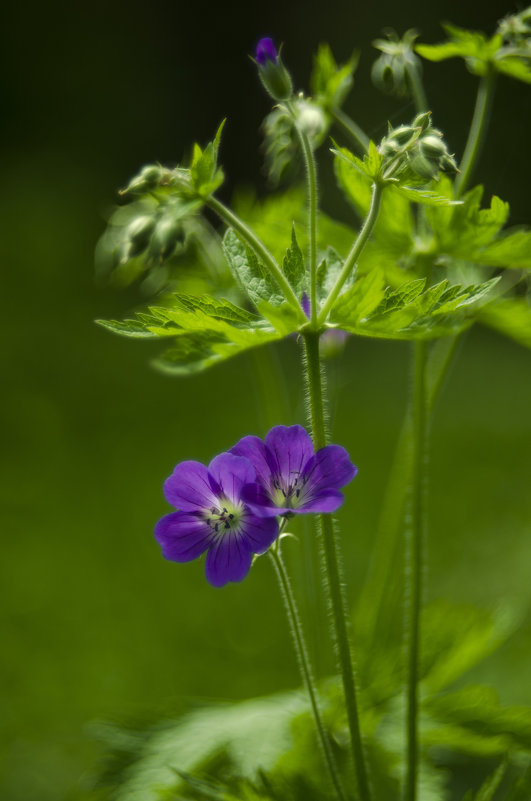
{"left": 454, "top": 68, "right": 496, "bottom": 198}
{"left": 269, "top": 542, "right": 346, "bottom": 801}
{"left": 318, "top": 183, "right": 383, "bottom": 325}
{"left": 405, "top": 62, "right": 428, "bottom": 114}
{"left": 404, "top": 338, "right": 428, "bottom": 801}
{"left": 304, "top": 331, "right": 372, "bottom": 801}
{"left": 206, "top": 195, "right": 304, "bottom": 318}
{"left": 330, "top": 108, "right": 370, "bottom": 153}
{"left": 287, "top": 101, "right": 318, "bottom": 326}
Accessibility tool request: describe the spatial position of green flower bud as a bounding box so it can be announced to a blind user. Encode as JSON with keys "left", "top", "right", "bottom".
{"left": 388, "top": 124, "right": 418, "bottom": 147}
{"left": 148, "top": 216, "right": 184, "bottom": 263}
{"left": 255, "top": 38, "right": 293, "bottom": 101}
{"left": 125, "top": 215, "right": 156, "bottom": 258}
{"left": 120, "top": 165, "right": 163, "bottom": 196}
{"left": 409, "top": 154, "right": 439, "bottom": 181}
{"left": 412, "top": 111, "right": 432, "bottom": 133}
{"left": 419, "top": 134, "right": 447, "bottom": 159}
{"left": 371, "top": 29, "right": 422, "bottom": 98}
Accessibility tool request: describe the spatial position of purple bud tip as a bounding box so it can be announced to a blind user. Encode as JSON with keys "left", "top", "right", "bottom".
{"left": 256, "top": 37, "right": 277, "bottom": 66}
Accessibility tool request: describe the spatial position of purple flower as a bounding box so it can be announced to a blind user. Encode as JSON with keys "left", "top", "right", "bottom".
{"left": 154, "top": 453, "right": 279, "bottom": 587}
{"left": 255, "top": 37, "right": 278, "bottom": 66}
{"left": 231, "top": 425, "right": 357, "bottom": 517}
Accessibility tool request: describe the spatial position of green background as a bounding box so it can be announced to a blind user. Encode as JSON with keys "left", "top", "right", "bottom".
{"left": 1, "top": 1, "right": 530, "bottom": 798}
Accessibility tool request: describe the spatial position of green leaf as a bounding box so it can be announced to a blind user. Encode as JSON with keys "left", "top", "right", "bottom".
{"left": 282, "top": 225, "right": 306, "bottom": 297}
{"left": 395, "top": 185, "right": 462, "bottom": 206}
{"left": 472, "top": 229, "right": 531, "bottom": 269}
{"left": 330, "top": 277, "right": 500, "bottom": 340}
{"left": 332, "top": 141, "right": 382, "bottom": 182}
{"left": 310, "top": 43, "right": 359, "bottom": 109}
{"left": 222, "top": 228, "right": 285, "bottom": 308}
{"left": 97, "top": 293, "right": 289, "bottom": 375}
{"left": 416, "top": 25, "right": 502, "bottom": 76}
{"left": 190, "top": 120, "right": 226, "bottom": 197}
{"left": 420, "top": 601, "right": 518, "bottom": 695}
{"left": 495, "top": 55, "right": 531, "bottom": 84}
{"left": 316, "top": 247, "right": 344, "bottom": 303}
{"left": 479, "top": 296, "right": 531, "bottom": 349}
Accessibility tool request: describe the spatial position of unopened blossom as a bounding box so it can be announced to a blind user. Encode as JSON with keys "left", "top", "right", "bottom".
{"left": 154, "top": 453, "right": 279, "bottom": 587}
{"left": 231, "top": 425, "right": 357, "bottom": 517}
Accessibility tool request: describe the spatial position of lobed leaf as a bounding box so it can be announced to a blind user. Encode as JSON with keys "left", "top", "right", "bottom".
{"left": 223, "top": 228, "right": 285, "bottom": 308}
{"left": 310, "top": 43, "right": 359, "bottom": 109}
{"left": 282, "top": 225, "right": 306, "bottom": 297}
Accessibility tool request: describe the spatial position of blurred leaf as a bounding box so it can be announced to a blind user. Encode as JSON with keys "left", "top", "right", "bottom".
{"left": 416, "top": 25, "right": 502, "bottom": 76}
{"left": 421, "top": 601, "right": 518, "bottom": 695}
{"left": 471, "top": 230, "right": 531, "bottom": 270}
{"left": 282, "top": 226, "right": 306, "bottom": 297}
{"left": 310, "top": 43, "right": 359, "bottom": 109}
{"left": 394, "top": 185, "right": 462, "bottom": 206}
{"left": 479, "top": 296, "right": 531, "bottom": 349}
{"left": 222, "top": 229, "right": 285, "bottom": 308}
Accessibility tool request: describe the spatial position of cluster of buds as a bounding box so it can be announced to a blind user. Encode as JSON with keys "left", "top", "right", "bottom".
{"left": 263, "top": 95, "right": 327, "bottom": 184}
{"left": 371, "top": 29, "right": 422, "bottom": 97}
{"left": 497, "top": 6, "right": 531, "bottom": 49}
{"left": 115, "top": 199, "right": 193, "bottom": 268}
{"left": 379, "top": 112, "right": 458, "bottom": 182}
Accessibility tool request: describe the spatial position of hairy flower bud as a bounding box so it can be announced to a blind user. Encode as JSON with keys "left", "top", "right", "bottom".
{"left": 125, "top": 215, "right": 156, "bottom": 258}
{"left": 148, "top": 216, "right": 184, "bottom": 263}
{"left": 255, "top": 37, "right": 293, "bottom": 101}
{"left": 120, "top": 165, "right": 163, "bottom": 196}
{"left": 419, "top": 134, "right": 447, "bottom": 159}
{"left": 372, "top": 29, "right": 423, "bottom": 98}
{"left": 379, "top": 114, "right": 457, "bottom": 183}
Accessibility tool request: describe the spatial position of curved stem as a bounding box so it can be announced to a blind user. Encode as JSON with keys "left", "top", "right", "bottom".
{"left": 404, "top": 338, "right": 428, "bottom": 801}
{"left": 304, "top": 331, "right": 372, "bottom": 801}
{"left": 454, "top": 69, "right": 496, "bottom": 198}
{"left": 330, "top": 108, "right": 370, "bottom": 154}
{"left": 287, "top": 101, "right": 318, "bottom": 326}
{"left": 269, "top": 543, "right": 346, "bottom": 801}
{"left": 405, "top": 62, "right": 428, "bottom": 114}
{"left": 206, "top": 195, "right": 304, "bottom": 318}
{"left": 318, "top": 183, "right": 383, "bottom": 325}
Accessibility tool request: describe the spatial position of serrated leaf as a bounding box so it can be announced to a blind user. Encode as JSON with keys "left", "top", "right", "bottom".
{"left": 223, "top": 228, "right": 285, "bottom": 308}
{"left": 310, "top": 43, "right": 359, "bottom": 109}
{"left": 190, "top": 120, "right": 226, "bottom": 197}
{"left": 282, "top": 225, "right": 306, "bottom": 297}
{"left": 316, "top": 247, "right": 344, "bottom": 303}
{"left": 330, "top": 277, "right": 499, "bottom": 340}
{"left": 395, "top": 185, "right": 463, "bottom": 206}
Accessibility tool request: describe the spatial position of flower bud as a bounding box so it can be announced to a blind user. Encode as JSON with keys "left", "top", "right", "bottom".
{"left": 125, "top": 215, "right": 156, "bottom": 258}
{"left": 148, "top": 216, "right": 184, "bottom": 263}
{"left": 419, "top": 134, "right": 447, "bottom": 159}
{"left": 120, "top": 165, "right": 163, "bottom": 196}
{"left": 412, "top": 111, "right": 432, "bottom": 133}
{"left": 255, "top": 37, "right": 293, "bottom": 101}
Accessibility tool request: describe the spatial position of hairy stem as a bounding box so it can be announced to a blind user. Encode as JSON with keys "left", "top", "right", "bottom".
{"left": 206, "top": 195, "right": 304, "bottom": 317}
{"left": 287, "top": 101, "right": 318, "bottom": 326}
{"left": 404, "top": 338, "right": 428, "bottom": 801}
{"left": 330, "top": 108, "right": 370, "bottom": 153}
{"left": 454, "top": 68, "right": 496, "bottom": 198}
{"left": 405, "top": 62, "right": 428, "bottom": 114}
{"left": 303, "top": 331, "right": 372, "bottom": 801}
{"left": 269, "top": 542, "right": 346, "bottom": 801}
{"left": 318, "top": 182, "right": 383, "bottom": 325}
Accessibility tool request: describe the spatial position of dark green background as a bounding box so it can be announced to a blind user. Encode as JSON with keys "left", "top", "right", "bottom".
{"left": 1, "top": 1, "right": 530, "bottom": 799}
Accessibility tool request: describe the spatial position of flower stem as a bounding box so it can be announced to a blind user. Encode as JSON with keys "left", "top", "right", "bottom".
{"left": 206, "top": 195, "right": 304, "bottom": 318}
{"left": 269, "top": 542, "right": 347, "bottom": 801}
{"left": 318, "top": 182, "right": 383, "bottom": 325}
{"left": 454, "top": 68, "right": 496, "bottom": 198}
{"left": 287, "top": 101, "right": 318, "bottom": 326}
{"left": 330, "top": 108, "right": 370, "bottom": 154}
{"left": 303, "top": 330, "right": 372, "bottom": 801}
{"left": 404, "top": 338, "right": 428, "bottom": 801}
{"left": 405, "top": 62, "right": 428, "bottom": 114}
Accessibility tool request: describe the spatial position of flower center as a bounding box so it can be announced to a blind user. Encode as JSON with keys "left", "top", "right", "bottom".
{"left": 205, "top": 498, "right": 243, "bottom": 535}
{"left": 270, "top": 472, "right": 306, "bottom": 509}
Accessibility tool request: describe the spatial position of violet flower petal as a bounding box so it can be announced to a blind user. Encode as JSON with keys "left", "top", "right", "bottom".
{"left": 241, "top": 482, "right": 291, "bottom": 517}
{"left": 164, "top": 460, "right": 218, "bottom": 512}
{"left": 205, "top": 535, "right": 253, "bottom": 588}
{"left": 154, "top": 512, "right": 212, "bottom": 562}
{"left": 255, "top": 37, "right": 277, "bottom": 66}
{"left": 240, "top": 513, "right": 280, "bottom": 554}
{"left": 303, "top": 445, "right": 358, "bottom": 493}
{"left": 207, "top": 452, "right": 256, "bottom": 506}
{"left": 264, "top": 425, "right": 314, "bottom": 487}
{"left": 230, "top": 435, "right": 276, "bottom": 485}
{"left": 295, "top": 489, "right": 345, "bottom": 514}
